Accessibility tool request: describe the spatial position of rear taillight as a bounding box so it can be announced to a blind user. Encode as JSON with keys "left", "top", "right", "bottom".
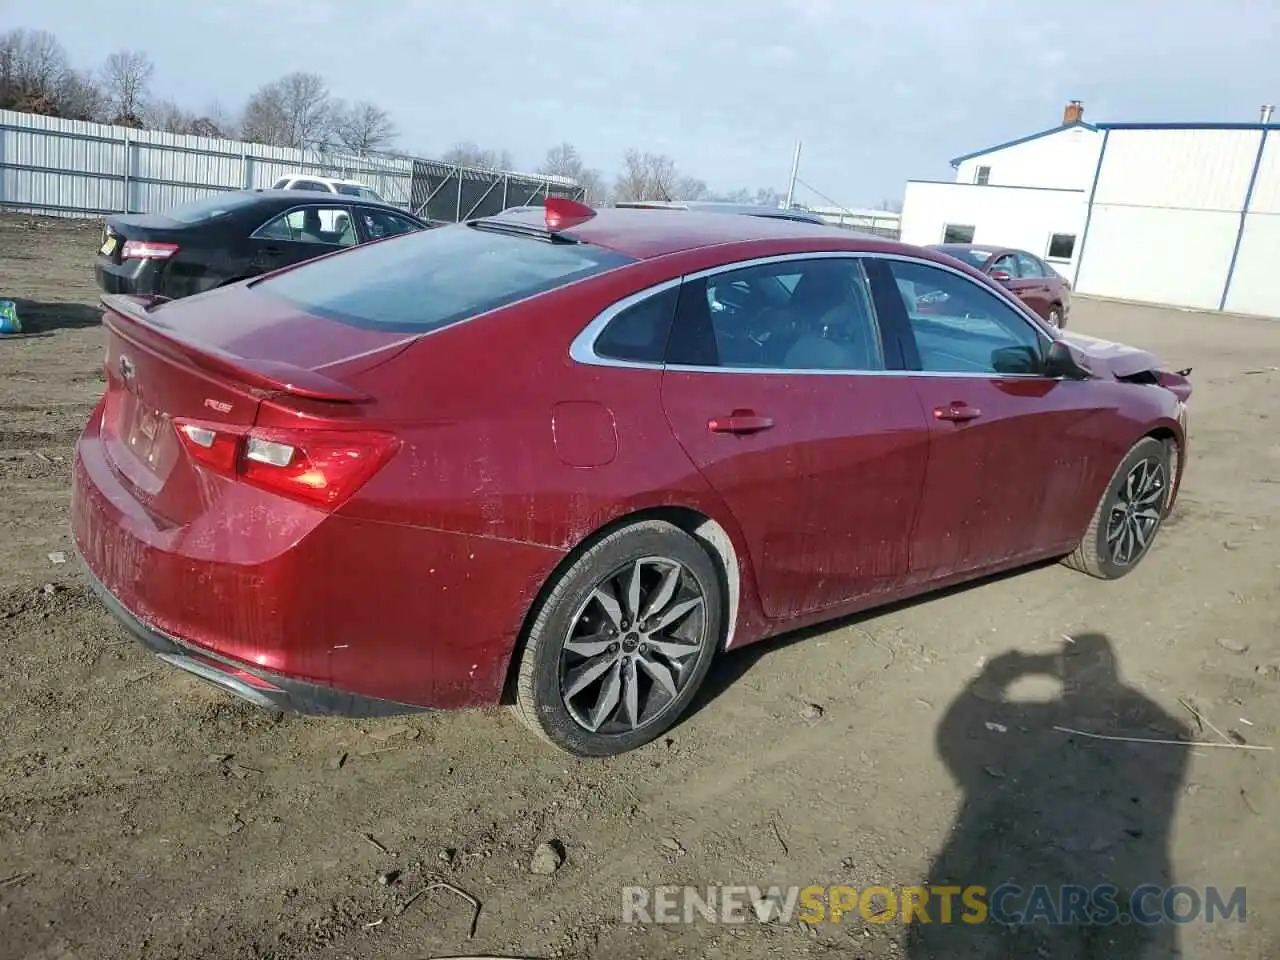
{"left": 174, "top": 419, "right": 399, "bottom": 508}
{"left": 121, "top": 240, "right": 180, "bottom": 260}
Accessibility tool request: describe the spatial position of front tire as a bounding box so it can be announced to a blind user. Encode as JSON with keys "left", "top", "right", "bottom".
{"left": 1063, "top": 437, "right": 1172, "bottom": 579}
{"left": 512, "top": 520, "right": 723, "bottom": 757}
{"left": 1048, "top": 305, "right": 1064, "bottom": 328}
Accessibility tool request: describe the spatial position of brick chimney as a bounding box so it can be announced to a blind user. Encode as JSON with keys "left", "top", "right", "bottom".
{"left": 1063, "top": 100, "right": 1084, "bottom": 125}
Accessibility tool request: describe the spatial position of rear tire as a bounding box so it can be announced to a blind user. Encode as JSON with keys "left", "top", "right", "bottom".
{"left": 512, "top": 520, "right": 723, "bottom": 757}
{"left": 1062, "top": 437, "right": 1171, "bottom": 579}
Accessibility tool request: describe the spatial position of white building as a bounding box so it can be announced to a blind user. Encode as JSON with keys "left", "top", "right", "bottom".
{"left": 900, "top": 101, "right": 1280, "bottom": 318}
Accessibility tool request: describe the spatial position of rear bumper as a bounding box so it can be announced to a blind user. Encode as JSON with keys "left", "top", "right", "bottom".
{"left": 79, "top": 556, "right": 427, "bottom": 717}
{"left": 95, "top": 259, "right": 160, "bottom": 296}
{"left": 71, "top": 401, "right": 566, "bottom": 710}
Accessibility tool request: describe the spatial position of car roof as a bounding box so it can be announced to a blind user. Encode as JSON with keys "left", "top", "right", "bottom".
{"left": 237, "top": 189, "right": 411, "bottom": 213}
{"left": 494, "top": 206, "right": 925, "bottom": 261}
{"left": 278, "top": 174, "right": 372, "bottom": 187}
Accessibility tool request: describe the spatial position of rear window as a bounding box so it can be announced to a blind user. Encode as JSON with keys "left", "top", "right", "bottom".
{"left": 165, "top": 192, "right": 262, "bottom": 223}
{"left": 335, "top": 184, "right": 383, "bottom": 200}
{"left": 259, "top": 223, "right": 635, "bottom": 333}
{"left": 938, "top": 246, "right": 994, "bottom": 269}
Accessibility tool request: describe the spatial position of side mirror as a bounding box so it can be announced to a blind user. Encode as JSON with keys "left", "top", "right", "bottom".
{"left": 990, "top": 270, "right": 1013, "bottom": 283}
{"left": 991, "top": 345, "right": 1042, "bottom": 375}
{"left": 1043, "top": 339, "right": 1090, "bottom": 379}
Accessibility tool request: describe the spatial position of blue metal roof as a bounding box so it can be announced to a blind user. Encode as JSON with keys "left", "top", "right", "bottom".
{"left": 907, "top": 178, "right": 1085, "bottom": 193}
{"left": 949, "top": 121, "right": 1098, "bottom": 168}
{"left": 1095, "top": 121, "right": 1280, "bottom": 131}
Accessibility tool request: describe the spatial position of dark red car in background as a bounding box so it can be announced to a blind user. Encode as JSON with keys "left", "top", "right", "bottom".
{"left": 72, "top": 200, "right": 1190, "bottom": 757}
{"left": 930, "top": 243, "right": 1072, "bottom": 328}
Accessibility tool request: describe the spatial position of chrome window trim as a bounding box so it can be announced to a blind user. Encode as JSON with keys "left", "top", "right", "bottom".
{"left": 568, "top": 250, "right": 1062, "bottom": 380}
{"left": 249, "top": 203, "right": 358, "bottom": 246}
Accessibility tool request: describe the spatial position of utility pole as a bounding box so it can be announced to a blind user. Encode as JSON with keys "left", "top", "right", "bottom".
{"left": 785, "top": 141, "right": 802, "bottom": 209}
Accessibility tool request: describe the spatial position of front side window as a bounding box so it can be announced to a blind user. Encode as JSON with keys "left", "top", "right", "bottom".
{"left": 1015, "top": 252, "right": 1045, "bottom": 277}
{"left": 887, "top": 260, "right": 1046, "bottom": 376}
{"left": 356, "top": 208, "right": 422, "bottom": 240}
{"left": 260, "top": 223, "right": 634, "bottom": 333}
{"left": 990, "top": 253, "right": 1018, "bottom": 276}
{"left": 666, "top": 257, "right": 885, "bottom": 372}
{"left": 253, "top": 206, "right": 357, "bottom": 246}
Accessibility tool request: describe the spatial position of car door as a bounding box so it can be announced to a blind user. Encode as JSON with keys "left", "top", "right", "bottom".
{"left": 659, "top": 254, "right": 931, "bottom": 620}
{"left": 875, "top": 256, "right": 1106, "bottom": 580}
{"left": 1012, "top": 251, "right": 1055, "bottom": 320}
{"left": 246, "top": 204, "right": 358, "bottom": 274}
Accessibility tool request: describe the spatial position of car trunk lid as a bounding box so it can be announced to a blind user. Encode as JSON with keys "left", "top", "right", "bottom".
{"left": 98, "top": 290, "right": 418, "bottom": 526}
{"left": 100, "top": 214, "right": 187, "bottom": 265}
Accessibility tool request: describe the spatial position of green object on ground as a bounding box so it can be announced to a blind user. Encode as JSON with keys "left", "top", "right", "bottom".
{"left": 0, "top": 300, "right": 20, "bottom": 334}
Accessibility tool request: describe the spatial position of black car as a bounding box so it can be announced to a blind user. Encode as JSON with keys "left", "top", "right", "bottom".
{"left": 95, "top": 189, "right": 435, "bottom": 300}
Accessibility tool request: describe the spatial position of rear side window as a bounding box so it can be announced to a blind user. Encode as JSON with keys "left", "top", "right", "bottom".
{"left": 594, "top": 287, "right": 679, "bottom": 363}
{"left": 260, "top": 224, "right": 635, "bottom": 333}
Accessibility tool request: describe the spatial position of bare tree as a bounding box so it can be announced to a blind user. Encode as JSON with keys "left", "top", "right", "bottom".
{"left": 673, "top": 175, "right": 708, "bottom": 201}
{"left": 333, "top": 100, "right": 397, "bottom": 153}
{"left": 197, "top": 100, "right": 236, "bottom": 139}
{"left": 538, "top": 141, "right": 607, "bottom": 202}
{"left": 705, "top": 186, "right": 786, "bottom": 207}
{"left": 0, "top": 29, "right": 70, "bottom": 109}
{"left": 240, "top": 83, "right": 288, "bottom": 145}
{"left": 442, "top": 141, "right": 514, "bottom": 171}
{"left": 241, "top": 72, "right": 332, "bottom": 149}
{"left": 145, "top": 98, "right": 195, "bottom": 134}
{"left": 614, "top": 149, "right": 679, "bottom": 202}
{"left": 56, "top": 69, "right": 106, "bottom": 122}
{"left": 100, "top": 50, "right": 154, "bottom": 125}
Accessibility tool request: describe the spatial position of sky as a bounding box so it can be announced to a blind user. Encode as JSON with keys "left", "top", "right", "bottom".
{"left": 9, "top": 0, "right": 1280, "bottom": 208}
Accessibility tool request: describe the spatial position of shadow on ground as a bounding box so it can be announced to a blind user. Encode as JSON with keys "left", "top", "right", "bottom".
{"left": 904, "top": 632, "right": 1190, "bottom": 959}
{"left": 688, "top": 558, "right": 1061, "bottom": 719}
{"left": 7, "top": 298, "right": 102, "bottom": 334}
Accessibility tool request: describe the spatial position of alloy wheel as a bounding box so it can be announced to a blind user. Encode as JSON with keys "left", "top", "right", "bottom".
{"left": 1106, "top": 457, "right": 1166, "bottom": 566}
{"left": 559, "top": 557, "right": 707, "bottom": 734}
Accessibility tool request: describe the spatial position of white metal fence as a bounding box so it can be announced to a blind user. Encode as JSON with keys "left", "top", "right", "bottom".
{"left": 0, "top": 110, "right": 579, "bottom": 221}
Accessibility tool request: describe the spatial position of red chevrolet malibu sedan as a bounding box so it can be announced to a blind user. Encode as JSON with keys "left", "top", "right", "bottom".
{"left": 72, "top": 200, "right": 1191, "bottom": 756}
{"left": 928, "top": 243, "right": 1073, "bottom": 328}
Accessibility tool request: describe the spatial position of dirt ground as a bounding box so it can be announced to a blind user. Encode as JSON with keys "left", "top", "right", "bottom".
{"left": 1, "top": 213, "right": 1277, "bottom": 960}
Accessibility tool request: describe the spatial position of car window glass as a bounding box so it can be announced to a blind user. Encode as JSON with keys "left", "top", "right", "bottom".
{"left": 1015, "top": 253, "right": 1044, "bottom": 277}
{"left": 253, "top": 206, "right": 357, "bottom": 246}
{"left": 887, "top": 260, "right": 1046, "bottom": 376}
{"left": 667, "top": 258, "right": 886, "bottom": 371}
{"left": 271, "top": 178, "right": 290, "bottom": 189}
{"left": 990, "top": 254, "right": 1018, "bottom": 276}
{"left": 357, "top": 209, "right": 422, "bottom": 240}
{"left": 594, "top": 287, "right": 680, "bottom": 363}
{"left": 261, "top": 224, "right": 633, "bottom": 333}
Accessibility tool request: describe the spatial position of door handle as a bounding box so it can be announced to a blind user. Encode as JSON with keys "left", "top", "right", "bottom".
{"left": 708, "top": 411, "right": 775, "bottom": 435}
{"left": 934, "top": 402, "right": 982, "bottom": 422}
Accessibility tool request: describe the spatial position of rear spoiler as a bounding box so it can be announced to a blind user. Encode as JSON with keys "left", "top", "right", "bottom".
{"left": 100, "top": 294, "right": 371, "bottom": 403}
